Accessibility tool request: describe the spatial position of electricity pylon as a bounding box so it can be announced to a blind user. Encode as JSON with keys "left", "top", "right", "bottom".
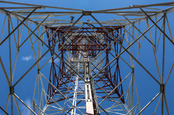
{"left": 0, "top": 1, "right": 174, "bottom": 115}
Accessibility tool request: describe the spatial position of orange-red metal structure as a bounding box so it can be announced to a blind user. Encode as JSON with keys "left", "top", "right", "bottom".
{"left": 46, "top": 25, "right": 125, "bottom": 108}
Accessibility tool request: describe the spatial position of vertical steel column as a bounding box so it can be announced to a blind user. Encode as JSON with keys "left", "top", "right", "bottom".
{"left": 84, "top": 58, "right": 95, "bottom": 115}
{"left": 71, "top": 52, "right": 80, "bottom": 115}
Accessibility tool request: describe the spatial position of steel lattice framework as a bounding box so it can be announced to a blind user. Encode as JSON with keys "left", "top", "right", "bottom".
{"left": 0, "top": 1, "right": 174, "bottom": 115}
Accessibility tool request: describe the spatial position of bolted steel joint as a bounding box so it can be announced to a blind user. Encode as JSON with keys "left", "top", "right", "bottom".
{"left": 82, "top": 11, "right": 92, "bottom": 15}
{"left": 160, "top": 84, "right": 165, "bottom": 93}
{"left": 9, "top": 86, "right": 14, "bottom": 95}
{"left": 37, "top": 69, "right": 40, "bottom": 74}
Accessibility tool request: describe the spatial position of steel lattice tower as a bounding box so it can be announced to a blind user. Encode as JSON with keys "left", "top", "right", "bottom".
{"left": 46, "top": 26, "right": 124, "bottom": 114}
{"left": 0, "top": 1, "right": 174, "bottom": 115}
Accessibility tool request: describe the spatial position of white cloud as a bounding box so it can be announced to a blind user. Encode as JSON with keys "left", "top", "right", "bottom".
{"left": 22, "top": 55, "right": 32, "bottom": 62}
{"left": 20, "top": 99, "right": 32, "bottom": 115}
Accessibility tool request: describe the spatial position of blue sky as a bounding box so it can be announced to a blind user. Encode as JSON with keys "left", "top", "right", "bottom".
{"left": 0, "top": 0, "right": 174, "bottom": 115}
{"left": 3, "top": 0, "right": 174, "bottom": 10}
